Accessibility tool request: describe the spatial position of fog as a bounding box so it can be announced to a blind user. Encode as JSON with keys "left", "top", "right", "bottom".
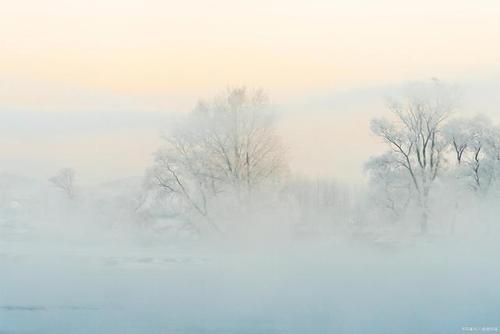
{"left": 4, "top": 0, "right": 500, "bottom": 330}
{"left": 1, "top": 82, "right": 500, "bottom": 333}
{"left": 2, "top": 211, "right": 499, "bottom": 333}
{"left": 3, "top": 73, "right": 500, "bottom": 184}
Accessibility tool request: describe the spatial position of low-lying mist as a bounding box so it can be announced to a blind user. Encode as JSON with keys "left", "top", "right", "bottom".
{"left": 1, "top": 174, "right": 499, "bottom": 334}
{"left": 2, "top": 82, "right": 500, "bottom": 333}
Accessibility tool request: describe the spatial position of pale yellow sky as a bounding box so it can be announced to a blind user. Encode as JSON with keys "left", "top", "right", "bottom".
{"left": 2, "top": 0, "right": 500, "bottom": 99}
{"left": 1, "top": 0, "right": 500, "bottom": 182}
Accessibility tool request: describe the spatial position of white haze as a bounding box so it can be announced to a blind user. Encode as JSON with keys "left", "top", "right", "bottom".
{"left": 2, "top": 73, "right": 500, "bottom": 184}
{"left": 1, "top": 80, "right": 500, "bottom": 333}
{"left": 2, "top": 198, "right": 499, "bottom": 333}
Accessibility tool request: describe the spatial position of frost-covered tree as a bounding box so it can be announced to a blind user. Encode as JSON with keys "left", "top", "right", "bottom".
{"left": 365, "top": 152, "right": 413, "bottom": 222}
{"left": 145, "top": 87, "right": 288, "bottom": 232}
{"left": 444, "top": 115, "right": 500, "bottom": 193}
{"left": 443, "top": 117, "right": 470, "bottom": 165}
{"left": 484, "top": 125, "right": 500, "bottom": 189}
{"left": 368, "top": 80, "right": 457, "bottom": 233}
{"left": 49, "top": 168, "right": 77, "bottom": 200}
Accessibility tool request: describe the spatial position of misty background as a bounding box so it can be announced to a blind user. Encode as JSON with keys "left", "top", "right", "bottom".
{"left": 2, "top": 75, "right": 500, "bottom": 184}
{"left": 2, "top": 1, "right": 500, "bottom": 333}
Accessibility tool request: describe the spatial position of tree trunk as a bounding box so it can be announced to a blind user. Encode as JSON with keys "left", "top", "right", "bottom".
{"left": 419, "top": 190, "right": 429, "bottom": 235}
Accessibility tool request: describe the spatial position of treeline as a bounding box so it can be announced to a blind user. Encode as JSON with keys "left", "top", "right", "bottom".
{"left": 5, "top": 81, "right": 499, "bottom": 241}
{"left": 365, "top": 80, "right": 500, "bottom": 236}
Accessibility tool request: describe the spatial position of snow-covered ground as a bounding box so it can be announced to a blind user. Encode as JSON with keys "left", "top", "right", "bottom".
{"left": 1, "top": 219, "right": 499, "bottom": 334}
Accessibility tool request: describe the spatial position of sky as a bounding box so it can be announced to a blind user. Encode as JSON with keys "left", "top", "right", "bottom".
{"left": 1, "top": 0, "right": 500, "bottom": 184}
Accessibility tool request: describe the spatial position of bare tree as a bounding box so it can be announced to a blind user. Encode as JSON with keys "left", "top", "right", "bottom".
{"left": 443, "top": 117, "right": 470, "bottom": 165}
{"left": 445, "top": 115, "right": 499, "bottom": 193}
{"left": 466, "top": 116, "right": 490, "bottom": 191}
{"left": 145, "top": 87, "right": 288, "bottom": 232}
{"left": 365, "top": 152, "right": 413, "bottom": 222}
{"left": 369, "top": 80, "right": 457, "bottom": 233}
{"left": 49, "top": 168, "right": 77, "bottom": 200}
{"left": 484, "top": 125, "right": 500, "bottom": 187}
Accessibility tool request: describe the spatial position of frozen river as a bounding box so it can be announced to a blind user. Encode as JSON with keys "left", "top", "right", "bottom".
{"left": 1, "top": 226, "right": 499, "bottom": 334}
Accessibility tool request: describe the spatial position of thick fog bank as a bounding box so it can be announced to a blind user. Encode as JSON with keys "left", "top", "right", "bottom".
{"left": 1, "top": 229, "right": 499, "bottom": 334}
